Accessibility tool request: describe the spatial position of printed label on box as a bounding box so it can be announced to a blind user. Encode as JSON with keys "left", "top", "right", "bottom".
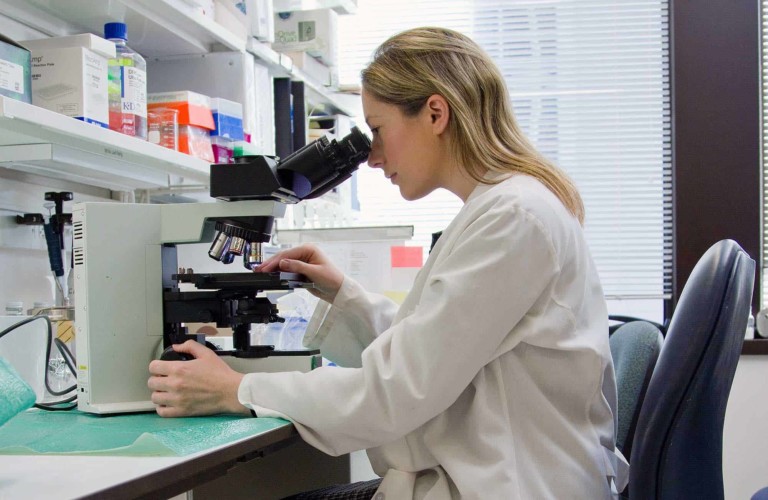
{"left": 0, "top": 59, "right": 24, "bottom": 95}
{"left": 298, "top": 21, "right": 316, "bottom": 41}
{"left": 121, "top": 66, "right": 147, "bottom": 118}
{"left": 30, "top": 48, "right": 110, "bottom": 126}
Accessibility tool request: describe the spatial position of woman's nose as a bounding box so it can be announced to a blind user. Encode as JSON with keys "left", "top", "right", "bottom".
{"left": 367, "top": 143, "right": 383, "bottom": 168}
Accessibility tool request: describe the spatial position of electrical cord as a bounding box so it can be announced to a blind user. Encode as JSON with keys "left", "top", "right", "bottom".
{"left": 0, "top": 315, "right": 78, "bottom": 410}
{"left": 34, "top": 395, "right": 77, "bottom": 411}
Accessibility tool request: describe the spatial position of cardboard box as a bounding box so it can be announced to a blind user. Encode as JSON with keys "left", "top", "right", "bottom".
{"left": 22, "top": 34, "right": 116, "bottom": 127}
{"left": 273, "top": 8, "right": 337, "bottom": 66}
{"left": 0, "top": 34, "right": 32, "bottom": 104}
{"left": 246, "top": 0, "right": 274, "bottom": 42}
{"left": 148, "top": 90, "right": 215, "bottom": 130}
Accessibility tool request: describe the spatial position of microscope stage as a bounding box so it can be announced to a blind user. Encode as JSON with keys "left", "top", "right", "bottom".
{"left": 173, "top": 271, "right": 311, "bottom": 291}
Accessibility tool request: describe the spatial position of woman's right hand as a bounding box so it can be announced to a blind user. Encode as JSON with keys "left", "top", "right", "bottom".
{"left": 254, "top": 244, "right": 344, "bottom": 303}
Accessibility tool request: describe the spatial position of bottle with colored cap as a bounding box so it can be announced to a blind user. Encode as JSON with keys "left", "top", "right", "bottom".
{"left": 104, "top": 22, "right": 148, "bottom": 140}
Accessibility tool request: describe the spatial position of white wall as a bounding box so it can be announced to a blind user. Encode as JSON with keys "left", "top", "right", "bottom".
{"left": 723, "top": 356, "right": 768, "bottom": 499}
{"left": 0, "top": 169, "right": 112, "bottom": 310}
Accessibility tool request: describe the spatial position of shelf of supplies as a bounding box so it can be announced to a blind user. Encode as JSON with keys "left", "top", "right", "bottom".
{"left": 0, "top": 96, "right": 210, "bottom": 191}
{"left": 273, "top": 0, "right": 358, "bottom": 15}
{"left": 274, "top": 225, "right": 414, "bottom": 244}
{"left": 1, "top": 0, "right": 354, "bottom": 116}
{"left": 247, "top": 39, "right": 358, "bottom": 116}
{"left": 0, "top": 0, "right": 246, "bottom": 57}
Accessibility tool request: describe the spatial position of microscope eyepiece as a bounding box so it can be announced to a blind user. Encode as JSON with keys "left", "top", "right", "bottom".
{"left": 277, "top": 126, "right": 371, "bottom": 199}
{"left": 210, "top": 127, "right": 371, "bottom": 202}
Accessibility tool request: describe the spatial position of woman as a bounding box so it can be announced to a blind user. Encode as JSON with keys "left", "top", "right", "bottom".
{"left": 149, "top": 27, "right": 628, "bottom": 498}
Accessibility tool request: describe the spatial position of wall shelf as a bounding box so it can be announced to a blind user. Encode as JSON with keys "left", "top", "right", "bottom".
{"left": 247, "top": 39, "right": 358, "bottom": 116}
{"left": 0, "top": 0, "right": 358, "bottom": 190}
{"left": 2, "top": 0, "right": 245, "bottom": 57}
{"left": 0, "top": 96, "right": 210, "bottom": 191}
{"left": 3, "top": 0, "right": 356, "bottom": 116}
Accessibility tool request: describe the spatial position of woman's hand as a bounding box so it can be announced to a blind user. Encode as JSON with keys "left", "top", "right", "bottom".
{"left": 255, "top": 244, "right": 344, "bottom": 303}
{"left": 148, "top": 340, "right": 251, "bottom": 418}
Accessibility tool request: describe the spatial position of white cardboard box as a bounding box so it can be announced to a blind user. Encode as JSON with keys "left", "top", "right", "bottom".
{"left": 246, "top": 0, "right": 275, "bottom": 42}
{"left": 22, "top": 34, "right": 116, "bottom": 128}
{"left": 273, "top": 8, "right": 337, "bottom": 66}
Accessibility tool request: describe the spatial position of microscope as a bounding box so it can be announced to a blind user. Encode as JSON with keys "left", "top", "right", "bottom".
{"left": 73, "top": 128, "right": 371, "bottom": 414}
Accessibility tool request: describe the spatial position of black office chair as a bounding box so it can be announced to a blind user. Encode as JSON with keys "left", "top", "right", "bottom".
{"left": 609, "top": 321, "right": 663, "bottom": 462}
{"left": 628, "top": 239, "right": 755, "bottom": 500}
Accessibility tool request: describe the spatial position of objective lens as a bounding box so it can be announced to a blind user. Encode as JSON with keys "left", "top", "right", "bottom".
{"left": 222, "top": 252, "right": 236, "bottom": 264}
{"left": 208, "top": 231, "right": 231, "bottom": 261}
{"left": 243, "top": 242, "right": 263, "bottom": 270}
{"left": 228, "top": 236, "right": 246, "bottom": 256}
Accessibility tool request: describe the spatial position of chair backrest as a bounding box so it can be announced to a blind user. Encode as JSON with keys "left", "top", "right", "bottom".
{"left": 610, "top": 321, "right": 663, "bottom": 461}
{"left": 628, "top": 239, "right": 755, "bottom": 500}
{"left": 609, "top": 314, "right": 668, "bottom": 336}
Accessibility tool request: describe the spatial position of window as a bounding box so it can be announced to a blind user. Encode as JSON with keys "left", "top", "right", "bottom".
{"left": 339, "top": 0, "right": 671, "bottom": 314}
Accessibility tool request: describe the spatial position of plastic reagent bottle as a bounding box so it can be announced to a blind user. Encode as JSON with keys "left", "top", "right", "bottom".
{"left": 105, "top": 22, "right": 147, "bottom": 140}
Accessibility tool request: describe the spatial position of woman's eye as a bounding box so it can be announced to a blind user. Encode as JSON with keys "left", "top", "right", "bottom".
{"left": 370, "top": 127, "right": 379, "bottom": 134}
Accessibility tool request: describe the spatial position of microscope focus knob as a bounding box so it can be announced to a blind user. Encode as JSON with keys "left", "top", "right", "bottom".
{"left": 160, "top": 346, "right": 194, "bottom": 362}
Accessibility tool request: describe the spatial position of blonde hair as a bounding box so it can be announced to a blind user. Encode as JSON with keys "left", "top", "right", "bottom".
{"left": 361, "top": 27, "right": 585, "bottom": 224}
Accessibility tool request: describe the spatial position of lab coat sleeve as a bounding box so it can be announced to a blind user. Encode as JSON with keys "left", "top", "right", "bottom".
{"left": 302, "top": 277, "right": 401, "bottom": 368}
{"left": 238, "top": 202, "right": 561, "bottom": 456}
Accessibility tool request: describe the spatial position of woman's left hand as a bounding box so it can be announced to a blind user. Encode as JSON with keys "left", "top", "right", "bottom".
{"left": 148, "top": 340, "right": 251, "bottom": 417}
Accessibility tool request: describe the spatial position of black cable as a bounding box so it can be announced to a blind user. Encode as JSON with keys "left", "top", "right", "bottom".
{"left": 34, "top": 395, "right": 77, "bottom": 411}
{"left": 0, "top": 315, "right": 77, "bottom": 410}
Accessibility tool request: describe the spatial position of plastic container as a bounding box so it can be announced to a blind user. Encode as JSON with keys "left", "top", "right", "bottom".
{"left": 105, "top": 22, "right": 147, "bottom": 140}
{"left": 179, "top": 124, "right": 214, "bottom": 162}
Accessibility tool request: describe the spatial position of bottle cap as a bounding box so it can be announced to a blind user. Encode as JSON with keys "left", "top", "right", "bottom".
{"left": 104, "top": 22, "right": 128, "bottom": 41}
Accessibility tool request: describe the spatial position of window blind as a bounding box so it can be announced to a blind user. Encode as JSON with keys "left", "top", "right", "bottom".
{"left": 338, "top": 0, "right": 671, "bottom": 299}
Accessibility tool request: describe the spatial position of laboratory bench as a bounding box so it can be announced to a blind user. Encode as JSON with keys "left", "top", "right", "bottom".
{"left": 0, "top": 412, "right": 349, "bottom": 500}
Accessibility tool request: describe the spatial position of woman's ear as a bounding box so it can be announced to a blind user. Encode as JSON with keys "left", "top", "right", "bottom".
{"left": 425, "top": 94, "right": 450, "bottom": 135}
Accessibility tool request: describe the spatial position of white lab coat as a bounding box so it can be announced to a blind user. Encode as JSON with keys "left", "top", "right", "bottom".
{"left": 239, "top": 174, "right": 629, "bottom": 499}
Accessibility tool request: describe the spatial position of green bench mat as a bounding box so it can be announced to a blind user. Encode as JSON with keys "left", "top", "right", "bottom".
{"left": 0, "top": 409, "right": 289, "bottom": 457}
